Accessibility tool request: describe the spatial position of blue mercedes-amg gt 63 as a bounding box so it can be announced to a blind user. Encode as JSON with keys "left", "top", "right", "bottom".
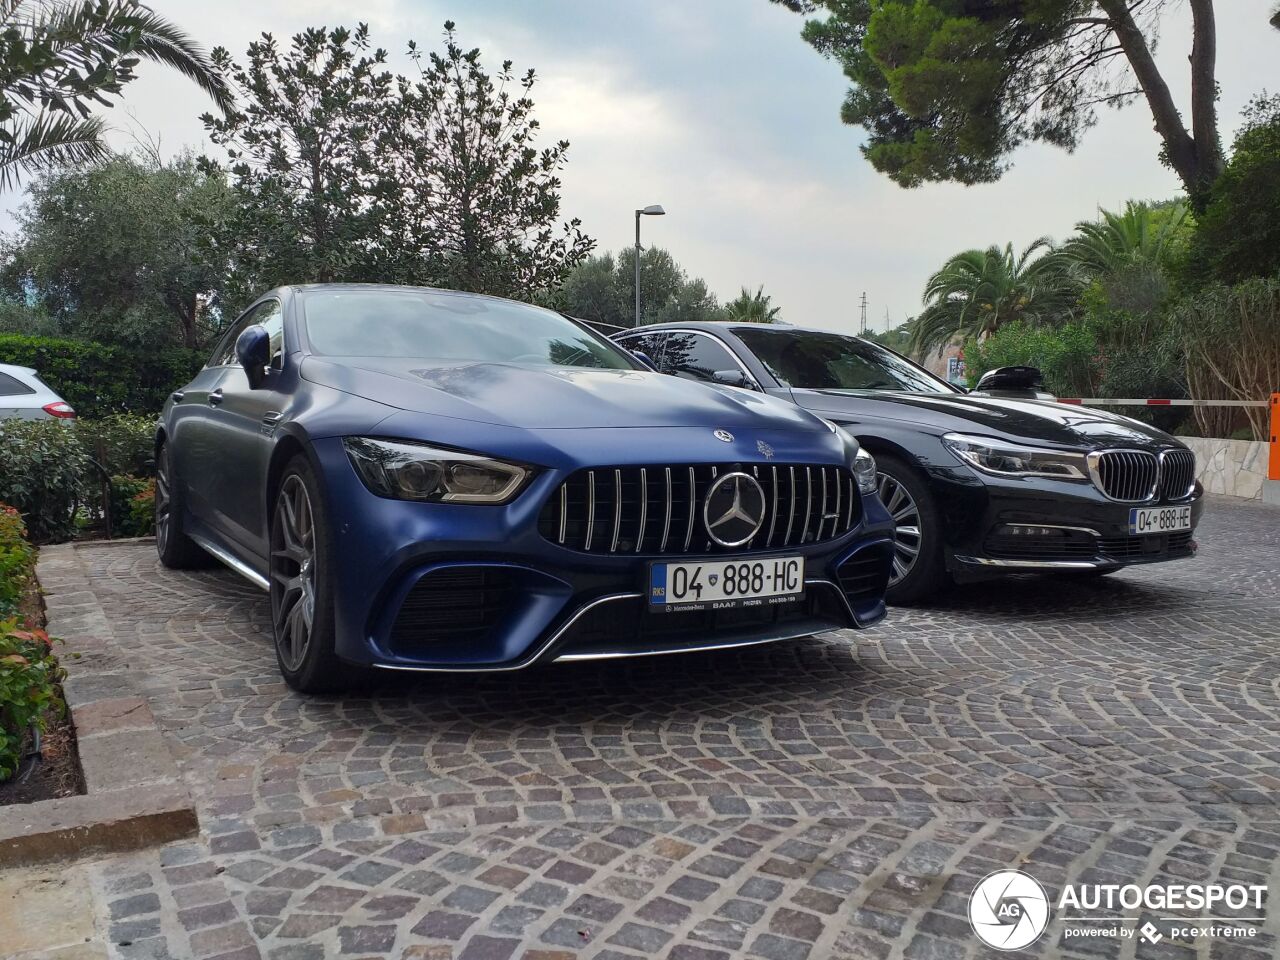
{"left": 156, "top": 285, "right": 894, "bottom": 692}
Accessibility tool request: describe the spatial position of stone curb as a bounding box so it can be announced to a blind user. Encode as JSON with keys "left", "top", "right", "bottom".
{"left": 0, "top": 542, "right": 198, "bottom": 866}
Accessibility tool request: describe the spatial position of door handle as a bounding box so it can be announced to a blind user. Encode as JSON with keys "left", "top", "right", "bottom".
{"left": 208, "top": 389, "right": 224, "bottom": 407}
{"left": 171, "top": 391, "right": 185, "bottom": 403}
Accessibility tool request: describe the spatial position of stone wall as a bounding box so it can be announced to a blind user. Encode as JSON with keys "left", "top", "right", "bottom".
{"left": 1180, "top": 437, "right": 1269, "bottom": 500}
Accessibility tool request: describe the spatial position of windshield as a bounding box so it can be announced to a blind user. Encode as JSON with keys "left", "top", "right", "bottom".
{"left": 733, "top": 328, "right": 957, "bottom": 393}
{"left": 302, "top": 289, "right": 635, "bottom": 370}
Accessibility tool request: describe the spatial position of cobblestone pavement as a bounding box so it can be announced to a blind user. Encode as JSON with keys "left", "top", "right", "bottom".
{"left": 49, "top": 496, "right": 1280, "bottom": 959}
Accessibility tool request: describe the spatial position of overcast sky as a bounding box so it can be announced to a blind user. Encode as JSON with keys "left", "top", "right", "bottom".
{"left": 3, "top": 1, "right": 1276, "bottom": 333}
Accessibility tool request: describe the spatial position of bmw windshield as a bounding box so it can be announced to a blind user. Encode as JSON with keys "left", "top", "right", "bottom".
{"left": 302, "top": 289, "right": 635, "bottom": 370}
{"left": 734, "top": 328, "right": 959, "bottom": 394}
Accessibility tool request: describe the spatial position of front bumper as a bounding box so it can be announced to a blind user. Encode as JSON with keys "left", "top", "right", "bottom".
{"left": 311, "top": 437, "right": 895, "bottom": 670}
{"left": 938, "top": 471, "right": 1205, "bottom": 574}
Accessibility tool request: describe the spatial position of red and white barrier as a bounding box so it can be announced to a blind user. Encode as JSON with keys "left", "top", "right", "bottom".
{"left": 1053, "top": 398, "right": 1268, "bottom": 407}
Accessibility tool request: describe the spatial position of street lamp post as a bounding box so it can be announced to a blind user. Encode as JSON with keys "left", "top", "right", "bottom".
{"left": 634, "top": 204, "right": 665, "bottom": 326}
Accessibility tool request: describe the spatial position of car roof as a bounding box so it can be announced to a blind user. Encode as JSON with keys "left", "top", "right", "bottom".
{"left": 281, "top": 283, "right": 552, "bottom": 312}
{"left": 0, "top": 362, "right": 37, "bottom": 376}
{"left": 617, "top": 321, "right": 867, "bottom": 341}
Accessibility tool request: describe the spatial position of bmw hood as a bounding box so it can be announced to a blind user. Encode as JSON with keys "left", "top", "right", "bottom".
{"left": 302, "top": 357, "right": 824, "bottom": 433}
{"left": 795, "top": 389, "right": 1185, "bottom": 450}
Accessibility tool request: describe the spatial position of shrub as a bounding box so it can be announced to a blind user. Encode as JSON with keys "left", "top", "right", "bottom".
{"left": 0, "top": 621, "right": 64, "bottom": 781}
{"left": 1170, "top": 277, "right": 1280, "bottom": 440}
{"left": 0, "top": 416, "right": 161, "bottom": 543}
{"left": 0, "top": 505, "right": 62, "bottom": 782}
{"left": 0, "top": 333, "right": 203, "bottom": 420}
{"left": 0, "top": 507, "right": 35, "bottom": 619}
{"left": 76, "top": 414, "right": 157, "bottom": 478}
{"left": 962, "top": 322, "right": 1099, "bottom": 397}
{"left": 0, "top": 419, "right": 87, "bottom": 543}
{"left": 109, "top": 476, "right": 155, "bottom": 537}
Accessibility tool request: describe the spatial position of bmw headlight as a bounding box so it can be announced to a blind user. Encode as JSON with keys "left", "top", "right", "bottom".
{"left": 942, "top": 433, "right": 1087, "bottom": 480}
{"left": 853, "top": 447, "right": 878, "bottom": 496}
{"left": 343, "top": 438, "right": 530, "bottom": 503}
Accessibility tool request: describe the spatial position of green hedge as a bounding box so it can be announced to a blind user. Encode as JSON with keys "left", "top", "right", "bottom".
{"left": 0, "top": 415, "right": 158, "bottom": 543}
{"left": 0, "top": 419, "right": 87, "bottom": 543}
{"left": 0, "top": 506, "right": 34, "bottom": 620}
{"left": 0, "top": 504, "right": 65, "bottom": 782}
{"left": 0, "top": 334, "right": 204, "bottom": 420}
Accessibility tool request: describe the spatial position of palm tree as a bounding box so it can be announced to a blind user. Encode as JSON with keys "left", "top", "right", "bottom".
{"left": 909, "top": 238, "right": 1070, "bottom": 357}
{"left": 0, "top": 1, "right": 232, "bottom": 189}
{"left": 724, "top": 286, "right": 780, "bottom": 323}
{"left": 1055, "top": 200, "right": 1191, "bottom": 279}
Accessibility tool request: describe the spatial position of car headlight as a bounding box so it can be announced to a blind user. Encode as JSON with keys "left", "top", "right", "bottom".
{"left": 853, "top": 447, "right": 878, "bottom": 496}
{"left": 942, "top": 433, "right": 1087, "bottom": 480}
{"left": 343, "top": 437, "right": 530, "bottom": 503}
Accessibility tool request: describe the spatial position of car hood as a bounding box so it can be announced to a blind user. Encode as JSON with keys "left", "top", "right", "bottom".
{"left": 302, "top": 357, "right": 824, "bottom": 432}
{"left": 794, "top": 389, "right": 1184, "bottom": 450}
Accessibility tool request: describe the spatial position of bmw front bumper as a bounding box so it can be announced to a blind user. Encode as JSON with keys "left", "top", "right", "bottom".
{"left": 931, "top": 468, "right": 1205, "bottom": 575}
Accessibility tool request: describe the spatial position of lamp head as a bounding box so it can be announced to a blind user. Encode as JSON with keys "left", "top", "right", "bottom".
{"left": 637, "top": 204, "right": 666, "bottom": 216}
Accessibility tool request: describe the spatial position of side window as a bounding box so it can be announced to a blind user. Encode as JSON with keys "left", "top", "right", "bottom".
{"left": 660, "top": 333, "right": 739, "bottom": 383}
{"left": 257, "top": 301, "right": 286, "bottom": 368}
{"left": 616, "top": 332, "right": 667, "bottom": 367}
{"left": 208, "top": 300, "right": 283, "bottom": 367}
{"left": 209, "top": 316, "right": 254, "bottom": 368}
{"left": 0, "top": 371, "right": 35, "bottom": 396}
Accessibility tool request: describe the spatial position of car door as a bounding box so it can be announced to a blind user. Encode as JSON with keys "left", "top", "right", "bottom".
{"left": 202, "top": 298, "right": 287, "bottom": 560}
{"left": 168, "top": 315, "right": 256, "bottom": 527}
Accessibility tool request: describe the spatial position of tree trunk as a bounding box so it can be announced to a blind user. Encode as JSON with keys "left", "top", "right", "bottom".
{"left": 1188, "top": 0, "right": 1225, "bottom": 196}
{"left": 1098, "top": 0, "right": 1224, "bottom": 210}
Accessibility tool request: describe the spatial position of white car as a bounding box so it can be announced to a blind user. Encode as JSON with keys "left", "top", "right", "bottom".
{"left": 0, "top": 363, "right": 76, "bottom": 420}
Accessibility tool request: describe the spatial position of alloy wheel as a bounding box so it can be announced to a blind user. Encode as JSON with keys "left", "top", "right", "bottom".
{"left": 877, "top": 472, "right": 921, "bottom": 586}
{"left": 270, "top": 475, "right": 317, "bottom": 672}
{"left": 155, "top": 448, "right": 172, "bottom": 551}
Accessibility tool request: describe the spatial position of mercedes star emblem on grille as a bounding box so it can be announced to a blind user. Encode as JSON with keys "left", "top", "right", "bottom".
{"left": 703, "top": 472, "right": 767, "bottom": 547}
{"left": 714, "top": 429, "right": 734, "bottom": 442}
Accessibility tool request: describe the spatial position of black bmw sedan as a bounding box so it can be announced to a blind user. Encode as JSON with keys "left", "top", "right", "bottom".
{"left": 615, "top": 323, "right": 1203, "bottom": 604}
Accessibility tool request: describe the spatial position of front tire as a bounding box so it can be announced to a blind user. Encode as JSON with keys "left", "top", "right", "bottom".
{"left": 155, "top": 443, "right": 208, "bottom": 569}
{"left": 270, "top": 455, "right": 344, "bottom": 693}
{"left": 875, "top": 453, "right": 950, "bottom": 605}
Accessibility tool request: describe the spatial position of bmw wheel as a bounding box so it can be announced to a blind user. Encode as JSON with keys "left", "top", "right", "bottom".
{"left": 155, "top": 442, "right": 208, "bottom": 568}
{"left": 874, "top": 453, "right": 949, "bottom": 604}
{"left": 270, "top": 455, "right": 343, "bottom": 693}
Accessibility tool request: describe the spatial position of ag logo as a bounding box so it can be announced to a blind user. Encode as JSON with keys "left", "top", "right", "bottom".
{"left": 968, "top": 870, "right": 1050, "bottom": 951}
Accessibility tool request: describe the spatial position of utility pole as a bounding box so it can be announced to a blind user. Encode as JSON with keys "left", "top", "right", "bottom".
{"left": 859, "top": 292, "right": 867, "bottom": 336}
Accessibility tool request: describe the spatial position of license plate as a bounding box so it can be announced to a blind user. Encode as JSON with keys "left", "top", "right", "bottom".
{"left": 1129, "top": 505, "right": 1193, "bottom": 535}
{"left": 649, "top": 556, "right": 804, "bottom": 611}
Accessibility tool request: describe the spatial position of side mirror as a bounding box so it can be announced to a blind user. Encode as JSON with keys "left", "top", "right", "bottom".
{"left": 235, "top": 324, "right": 271, "bottom": 389}
{"left": 712, "top": 369, "right": 750, "bottom": 388}
{"left": 974, "top": 365, "right": 1043, "bottom": 394}
{"left": 630, "top": 350, "right": 657, "bottom": 370}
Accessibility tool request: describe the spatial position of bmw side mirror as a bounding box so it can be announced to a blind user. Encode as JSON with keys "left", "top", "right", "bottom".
{"left": 712, "top": 369, "right": 750, "bottom": 388}
{"left": 630, "top": 350, "right": 657, "bottom": 370}
{"left": 236, "top": 324, "right": 271, "bottom": 389}
{"left": 974, "top": 365, "right": 1043, "bottom": 393}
